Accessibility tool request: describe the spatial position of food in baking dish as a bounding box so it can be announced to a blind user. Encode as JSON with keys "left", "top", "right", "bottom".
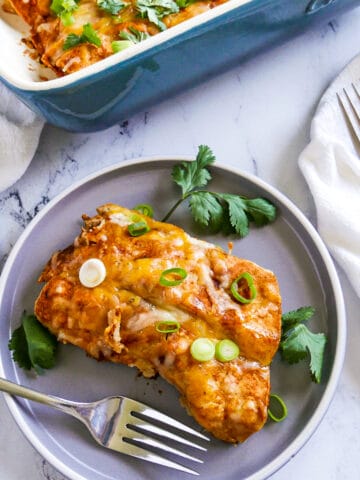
{"left": 34, "top": 204, "right": 281, "bottom": 443}
{"left": 7, "top": 0, "right": 228, "bottom": 76}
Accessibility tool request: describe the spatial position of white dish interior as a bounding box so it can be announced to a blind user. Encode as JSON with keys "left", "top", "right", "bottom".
{"left": 0, "top": 0, "right": 253, "bottom": 90}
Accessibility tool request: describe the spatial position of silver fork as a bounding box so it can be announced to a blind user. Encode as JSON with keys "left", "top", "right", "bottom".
{"left": 0, "top": 377, "right": 209, "bottom": 475}
{"left": 336, "top": 81, "right": 360, "bottom": 144}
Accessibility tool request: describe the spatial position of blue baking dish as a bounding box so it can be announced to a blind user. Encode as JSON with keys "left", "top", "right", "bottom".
{"left": 0, "top": 0, "right": 359, "bottom": 132}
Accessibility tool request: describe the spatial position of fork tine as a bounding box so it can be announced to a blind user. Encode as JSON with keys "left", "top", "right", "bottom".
{"left": 337, "top": 86, "right": 360, "bottom": 142}
{"left": 129, "top": 415, "right": 207, "bottom": 451}
{"left": 112, "top": 439, "right": 200, "bottom": 476}
{"left": 352, "top": 82, "right": 360, "bottom": 99}
{"left": 344, "top": 84, "right": 360, "bottom": 122}
{"left": 125, "top": 427, "right": 203, "bottom": 463}
{"left": 0, "top": 378, "right": 207, "bottom": 474}
{"left": 125, "top": 398, "right": 210, "bottom": 441}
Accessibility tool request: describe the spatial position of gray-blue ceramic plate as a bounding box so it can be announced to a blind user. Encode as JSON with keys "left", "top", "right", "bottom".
{"left": 0, "top": 158, "right": 346, "bottom": 480}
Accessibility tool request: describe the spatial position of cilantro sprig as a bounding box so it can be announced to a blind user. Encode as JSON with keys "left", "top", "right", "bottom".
{"left": 161, "top": 145, "right": 277, "bottom": 237}
{"left": 279, "top": 307, "right": 327, "bottom": 383}
{"left": 97, "top": 0, "right": 127, "bottom": 15}
{"left": 63, "top": 23, "right": 102, "bottom": 51}
{"left": 8, "top": 313, "right": 57, "bottom": 375}
{"left": 136, "top": 0, "right": 179, "bottom": 31}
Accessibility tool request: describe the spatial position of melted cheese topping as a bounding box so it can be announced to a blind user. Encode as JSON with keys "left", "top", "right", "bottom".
{"left": 34, "top": 203, "right": 282, "bottom": 444}
{"left": 126, "top": 305, "right": 191, "bottom": 332}
{"left": 109, "top": 212, "right": 132, "bottom": 227}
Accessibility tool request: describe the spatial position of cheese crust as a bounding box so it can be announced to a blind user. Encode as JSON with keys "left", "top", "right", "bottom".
{"left": 35, "top": 203, "right": 282, "bottom": 443}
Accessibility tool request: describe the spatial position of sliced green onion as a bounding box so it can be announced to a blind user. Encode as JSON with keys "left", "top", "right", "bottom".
{"left": 133, "top": 203, "right": 154, "bottom": 218}
{"left": 111, "top": 40, "right": 133, "bottom": 53}
{"left": 128, "top": 220, "right": 150, "bottom": 237}
{"left": 159, "top": 268, "right": 187, "bottom": 286}
{"left": 155, "top": 320, "right": 180, "bottom": 334}
{"left": 215, "top": 339, "right": 239, "bottom": 362}
{"left": 131, "top": 213, "right": 142, "bottom": 222}
{"left": 268, "top": 394, "right": 288, "bottom": 422}
{"left": 230, "top": 272, "right": 257, "bottom": 304}
{"left": 79, "top": 258, "right": 106, "bottom": 288}
{"left": 190, "top": 338, "right": 215, "bottom": 362}
{"left": 60, "top": 11, "right": 75, "bottom": 26}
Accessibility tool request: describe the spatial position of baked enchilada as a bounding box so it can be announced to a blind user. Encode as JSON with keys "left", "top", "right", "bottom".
{"left": 34, "top": 203, "right": 282, "bottom": 443}
{"left": 7, "top": 0, "right": 228, "bottom": 75}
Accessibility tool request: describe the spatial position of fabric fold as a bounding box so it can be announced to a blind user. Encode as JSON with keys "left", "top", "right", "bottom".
{"left": 0, "top": 84, "right": 44, "bottom": 192}
{"left": 299, "top": 55, "right": 360, "bottom": 297}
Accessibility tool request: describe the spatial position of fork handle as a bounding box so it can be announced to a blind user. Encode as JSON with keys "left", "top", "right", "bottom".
{"left": 0, "top": 377, "right": 78, "bottom": 414}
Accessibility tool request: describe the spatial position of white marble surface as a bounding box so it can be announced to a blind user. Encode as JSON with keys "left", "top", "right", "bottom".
{"left": 1, "top": 6, "right": 360, "bottom": 480}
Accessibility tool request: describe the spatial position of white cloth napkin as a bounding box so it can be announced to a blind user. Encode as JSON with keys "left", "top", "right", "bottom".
{"left": 0, "top": 83, "right": 44, "bottom": 192}
{"left": 299, "top": 55, "right": 360, "bottom": 297}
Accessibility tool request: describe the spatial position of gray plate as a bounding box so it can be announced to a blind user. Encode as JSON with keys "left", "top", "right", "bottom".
{"left": 0, "top": 158, "right": 346, "bottom": 480}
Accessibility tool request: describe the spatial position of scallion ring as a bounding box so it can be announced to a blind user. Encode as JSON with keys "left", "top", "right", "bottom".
{"left": 133, "top": 203, "right": 154, "bottom": 218}
{"left": 155, "top": 320, "right": 180, "bottom": 334}
{"left": 268, "top": 394, "right": 288, "bottom": 423}
{"left": 215, "top": 339, "right": 239, "bottom": 362}
{"left": 128, "top": 220, "right": 150, "bottom": 237}
{"left": 79, "top": 258, "right": 106, "bottom": 288}
{"left": 230, "top": 272, "right": 257, "bottom": 304}
{"left": 190, "top": 338, "right": 215, "bottom": 362}
{"left": 159, "top": 268, "right": 187, "bottom": 287}
{"left": 111, "top": 40, "right": 133, "bottom": 53}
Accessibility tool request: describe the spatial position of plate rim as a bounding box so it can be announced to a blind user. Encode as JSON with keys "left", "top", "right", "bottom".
{"left": 0, "top": 156, "right": 346, "bottom": 480}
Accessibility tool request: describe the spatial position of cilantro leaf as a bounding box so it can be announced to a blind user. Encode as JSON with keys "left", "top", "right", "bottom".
{"left": 219, "top": 202, "right": 236, "bottom": 235}
{"left": 63, "top": 23, "right": 101, "bottom": 51}
{"left": 218, "top": 194, "right": 249, "bottom": 237}
{"left": 199, "top": 193, "right": 276, "bottom": 238}
{"left": 172, "top": 145, "right": 215, "bottom": 196}
{"left": 119, "top": 27, "right": 150, "bottom": 43}
{"left": 280, "top": 325, "right": 326, "bottom": 383}
{"left": 190, "top": 191, "right": 224, "bottom": 229}
{"left": 8, "top": 324, "right": 32, "bottom": 371}
{"left": 23, "top": 315, "right": 58, "bottom": 373}
{"left": 82, "top": 23, "right": 102, "bottom": 46}
{"left": 8, "top": 313, "right": 58, "bottom": 374}
{"left": 279, "top": 307, "right": 327, "bottom": 383}
{"left": 282, "top": 306, "right": 315, "bottom": 332}
{"left": 113, "top": 27, "right": 150, "bottom": 51}
{"left": 63, "top": 33, "right": 82, "bottom": 50}
{"left": 136, "top": 0, "right": 179, "bottom": 31}
{"left": 97, "top": 0, "right": 126, "bottom": 15}
{"left": 244, "top": 198, "right": 277, "bottom": 226}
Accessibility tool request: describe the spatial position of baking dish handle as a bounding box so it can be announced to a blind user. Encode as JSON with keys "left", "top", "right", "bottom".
{"left": 306, "top": 0, "right": 336, "bottom": 14}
